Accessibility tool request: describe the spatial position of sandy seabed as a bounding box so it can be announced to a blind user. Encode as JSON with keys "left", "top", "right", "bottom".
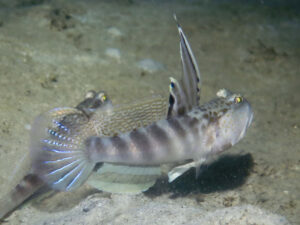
{"left": 0, "top": 0, "right": 299, "bottom": 224}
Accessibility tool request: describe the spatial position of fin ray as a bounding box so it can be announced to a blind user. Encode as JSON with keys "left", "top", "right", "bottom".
{"left": 92, "top": 95, "right": 168, "bottom": 136}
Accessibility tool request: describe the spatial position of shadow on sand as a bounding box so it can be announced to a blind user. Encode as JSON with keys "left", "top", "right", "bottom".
{"left": 23, "top": 153, "right": 253, "bottom": 214}
{"left": 145, "top": 153, "right": 254, "bottom": 199}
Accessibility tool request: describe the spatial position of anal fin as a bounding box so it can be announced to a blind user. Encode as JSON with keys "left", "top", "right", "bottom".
{"left": 87, "top": 163, "right": 161, "bottom": 194}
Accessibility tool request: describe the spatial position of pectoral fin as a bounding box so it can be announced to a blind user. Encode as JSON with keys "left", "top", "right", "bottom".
{"left": 168, "top": 161, "right": 196, "bottom": 182}
{"left": 87, "top": 163, "right": 161, "bottom": 194}
{"left": 168, "top": 158, "right": 206, "bottom": 182}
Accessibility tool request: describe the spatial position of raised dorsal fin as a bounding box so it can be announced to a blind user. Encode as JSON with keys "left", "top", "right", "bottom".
{"left": 168, "top": 15, "right": 201, "bottom": 118}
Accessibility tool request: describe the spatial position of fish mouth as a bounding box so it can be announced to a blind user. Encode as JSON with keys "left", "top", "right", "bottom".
{"left": 231, "top": 108, "right": 253, "bottom": 146}
{"left": 239, "top": 110, "right": 253, "bottom": 141}
{"left": 247, "top": 111, "right": 253, "bottom": 129}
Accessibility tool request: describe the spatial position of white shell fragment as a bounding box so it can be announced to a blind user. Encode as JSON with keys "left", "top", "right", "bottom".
{"left": 105, "top": 48, "right": 121, "bottom": 61}
{"left": 217, "top": 89, "right": 231, "bottom": 98}
{"left": 137, "top": 59, "right": 164, "bottom": 73}
{"left": 107, "top": 27, "right": 123, "bottom": 38}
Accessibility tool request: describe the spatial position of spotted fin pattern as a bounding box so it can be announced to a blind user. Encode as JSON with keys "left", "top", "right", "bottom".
{"left": 91, "top": 95, "right": 168, "bottom": 136}
{"left": 30, "top": 107, "right": 96, "bottom": 191}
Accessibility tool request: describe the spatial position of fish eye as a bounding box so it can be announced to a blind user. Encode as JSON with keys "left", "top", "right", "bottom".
{"left": 170, "top": 82, "right": 175, "bottom": 89}
{"left": 92, "top": 92, "right": 107, "bottom": 103}
{"left": 234, "top": 96, "right": 243, "bottom": 104}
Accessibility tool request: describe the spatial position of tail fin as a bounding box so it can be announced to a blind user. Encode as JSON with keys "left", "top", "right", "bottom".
{"left": 0, "top": 174, "right": 43, "bottom": 220}
{"left": 30, "top": 107, "right": 95, "bottom": 191}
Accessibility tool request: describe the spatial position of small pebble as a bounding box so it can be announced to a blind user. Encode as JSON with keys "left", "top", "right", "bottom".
{"left": 137, "top": 58, "right": 164, "bottom": 73}
{"left": 24, "top": 124, "right": 31, "bottom": 130}
{"left": 82, "top": 207, "right": 90, "bottom": 213}
{"left": 105, "top": 48, "right": 121, "bottom": 61}
{"left": 107, "top": 27, "right": 122, "bottom": 38}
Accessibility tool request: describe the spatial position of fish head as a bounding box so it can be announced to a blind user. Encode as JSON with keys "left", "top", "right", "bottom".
{"left": 200, "top": 89, "right": 253, "bottom": 155}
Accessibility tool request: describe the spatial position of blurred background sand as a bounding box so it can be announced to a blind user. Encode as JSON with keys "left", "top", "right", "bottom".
{"left": 0, "top": 0, "right": 299, "bottom": 224}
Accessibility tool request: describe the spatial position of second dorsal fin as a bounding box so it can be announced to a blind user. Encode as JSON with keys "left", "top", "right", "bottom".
{"left": 168, "top": 15, "right": 201, "bottom": 118}
{"left": 91, "top": 95, "right": 168, "bottom": 136}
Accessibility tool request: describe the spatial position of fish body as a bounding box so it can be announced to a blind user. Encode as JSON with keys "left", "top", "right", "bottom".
{"left": 87, "top": 95, "right": 252, "bottom": 167}
{"left": 30, "top": 18, "right": 253, "bottom": 192}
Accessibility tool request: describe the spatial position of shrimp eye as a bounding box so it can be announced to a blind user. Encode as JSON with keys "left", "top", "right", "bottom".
{"left": 101, "top": 95, "right": 107, "bottom": 102}
{"left": 234, "top": 96, "right": 243, "bottom": 104}
{"left": 96, "top": 92, "right": 107, "bottom": 103}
